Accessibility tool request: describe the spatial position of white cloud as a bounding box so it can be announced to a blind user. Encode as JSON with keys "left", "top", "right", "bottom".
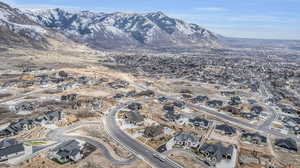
{"left": 194, "top": 7, "right": 225, "bottom": 12}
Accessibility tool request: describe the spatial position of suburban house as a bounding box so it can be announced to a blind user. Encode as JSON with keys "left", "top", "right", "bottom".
{"left": 173, "top": 101, "right": 186, "bottom": 109}
{"left": 174, "top": 131, "right": 201, "bottom": 149}
{"left": 221, "top": 91, "right": 235, "bottom": 97}
{"left": 181, "top": 94, "right": 193, "bottom": 99}
{"left": 36, "top": 111, "right": 63, "bottom": 124}
{"left": 281, "top": 117, "right": 300, "bottom": 135}
{"left": 251, "top": 105, "right": 263, "bottom": 115}
{"left": 127, "top": 103, "right": 142, "bottom": 111}
{"left": 191, "top": 95, "right": 209, "bottom": 104}
{"left": 198, "top": 143, "right": 234, "bottom": 165}
{"left": 222, "top": 106, "right": 241, "bottom": 115}
{"left": 207, "top": 100, "right": 223, "bottom": 108}
{"left": 228, "top": 96, "right": 241, "bottom": 106}
{"left": 274, "top": 138, "right": 298, "bottom": 152}
{"left": 188, "top": 117, "right": 209, "bottom": 129}
{"left": 49, "top": 140, "right": 84, "bottom": 164}
{"left": 283, "top": 117, "right": 300, "bottom": 127}
{"left": 113, "top": 93, "right": 125, "bottom": 100}
{"left": 108, "top": 80, "right": 129, "bottom": 89}
{"left": 164, "top": 111, "right": 181, "bottom": 122}
{"left": 123, "top": 111, "right": 144, "bottom": 125}
{"left": 61, "top": 94, "right": 78, "bottom": 102}
{"left": 47, "top": 111, "right": 63, "bottom": 121}
{"left": 144, "top": 125, "right": 164, "bottom": 138}
{"left": 125, "top": 90, "right": 137, "bottom": 97}
{"left": 157, "top": 96, "right": 169, "bottom": 104}
{"left": 0, "top": 138, "right": 25, "bottom": 162}
{"left": 293, "top": 126, "right": 300, "bottom": 135}
{"left": 0, "top": 119, "right": 34, "bottom": 137}
{"left": 163, "top": 105, "right": 175, "bottom": 113}
{"left": 135, "top": 90, "right": 155, "bottom": 97}
{"left": 241, "top": 132, "right": 267, "bottom": 145}
{"left": 278, "top": 104, "right": 300, "bottom": 115}
{"left": 0, "top": 111, "right": 63, "bottom": 138}
{"left": 57, "top": 82, "right": 80, "bottom": 90}
{"left": 215, "top": 124, "right": 237, "bottom": 136}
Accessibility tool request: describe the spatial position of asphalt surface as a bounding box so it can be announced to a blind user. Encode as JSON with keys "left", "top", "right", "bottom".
{"left": 104, "top": 102, "right": 183, "bottom": 168}
{"left": 257, "top": 83, "right": 279, "bottom": 130}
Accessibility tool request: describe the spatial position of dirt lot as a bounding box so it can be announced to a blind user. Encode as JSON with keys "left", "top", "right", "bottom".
{"left": 168, "top": 152, "right": 203, "bottom": 168}
{"left": 16, "top": 150, "right": 150, "bottom": 168}
{"left": 273, "top": 146, "right": 300, "bottom": 168}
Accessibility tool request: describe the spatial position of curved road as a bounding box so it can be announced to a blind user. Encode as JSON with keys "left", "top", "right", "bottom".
{"left": 46, "top": 121, "right": 136, "bottom": 165}
{"left": 104, "top": 101, "right": 183, "bottom": 168}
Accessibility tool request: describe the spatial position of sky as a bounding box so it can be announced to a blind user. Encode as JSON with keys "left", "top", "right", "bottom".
{"left": 2, "top": 0, "right": 300, "bottom": 40}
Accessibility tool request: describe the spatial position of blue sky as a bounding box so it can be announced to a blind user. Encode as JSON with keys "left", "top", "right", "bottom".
{"left": 2, "top": 0, "right": 300, "bottom": 40}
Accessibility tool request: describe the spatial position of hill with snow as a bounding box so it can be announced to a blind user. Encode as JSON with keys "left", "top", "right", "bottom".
{"left": 26, "top": 9, "right": 221, "bottom": 49}
{"left": 0, "top": 2, "right": 49, "bottom": 48}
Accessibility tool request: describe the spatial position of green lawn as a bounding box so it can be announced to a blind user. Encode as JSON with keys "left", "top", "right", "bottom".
{"left": 24, "top": 141, "right": 47, "bottom": 146}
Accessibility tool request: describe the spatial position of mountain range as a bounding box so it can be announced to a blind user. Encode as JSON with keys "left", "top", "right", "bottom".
{"left": 0, "top": 1, "right": 221, "bottom": 50}
{"left": 26, "top": 9, "right": 221, "bottom": 49}
{"left": 0, "top": 2, "right": 50, "bottom": 49}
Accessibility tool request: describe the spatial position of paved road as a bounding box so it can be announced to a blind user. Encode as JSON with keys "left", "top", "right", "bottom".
{"left": 46, "top": 121, "right": 136, "bottom": 165}
{"left": 104, "top": 102, "right": 183, "bottom": 168}
{"left": 258, "top": 83, "right": 279, "bottom": 130}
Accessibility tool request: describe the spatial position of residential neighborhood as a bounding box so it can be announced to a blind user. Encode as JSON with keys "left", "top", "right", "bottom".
{"left": 0, "top": 1, "right": 300, "bottom": 167}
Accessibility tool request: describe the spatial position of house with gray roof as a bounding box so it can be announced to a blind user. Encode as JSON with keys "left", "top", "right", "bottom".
{"left": 188, "top": 117, "right": 209, "bottom": 129}
{"left": 207, "top": 100, "right": 223, "bottom": 108}
{"left": 123, "top": 111, "right": 144, "bottom": 125}
{"left": 127, "top": 103, "right": 142, "bottom": 111}
{"left": 0, "top": 118, "right": 34, "bottom": 137}
{"left": 199, "top": 143, "right": 234, "bottom": 166}
{"left": 191, "top": 95, "right": 209, "bottom": 104}
{"left": 174, "top": 132, "right": 201, "bottom": 149}
{"left": 164, "top": 111, "right": 181, "bottom": 122}
{"left": 215, "top": 124, "right": 237, "bottom": 136}
{"left": 241, "top": 132, "right": 267, "bottom": 145}
{"left": 0, "top": 138, "right": 25, "bottom": 162}
{"left": 251, "top": 105, "right": 263, "bottom": 115}
{"left": 49, "top": 139, "right": 84, "bottom": 164}
{"left": 44, "top": 111, "right": 63, "bottom": 124}
{"left": 144, "top": 125, "right": 164, "bottom": 138}
{"left": 274, "top": 138, "right": 298, "bottom": 152}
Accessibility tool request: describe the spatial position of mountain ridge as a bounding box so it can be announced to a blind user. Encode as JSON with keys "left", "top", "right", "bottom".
{"left": 25, "top": 8, "right": 221, "bottom": 49}
{"left": 0, "top": 2, "right": 49, "bottom": 49}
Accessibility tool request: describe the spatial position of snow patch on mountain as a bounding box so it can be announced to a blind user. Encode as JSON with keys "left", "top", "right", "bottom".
{"left": 25, "top": 8, "right": 220, "bottom": 49}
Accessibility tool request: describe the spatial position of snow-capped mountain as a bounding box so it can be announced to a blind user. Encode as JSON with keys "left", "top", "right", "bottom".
{"left": 26, "top": 8, "right": 220, "bottom": 49}
{"left": 0, "top": 2, "right": 48, "bottom": 48}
